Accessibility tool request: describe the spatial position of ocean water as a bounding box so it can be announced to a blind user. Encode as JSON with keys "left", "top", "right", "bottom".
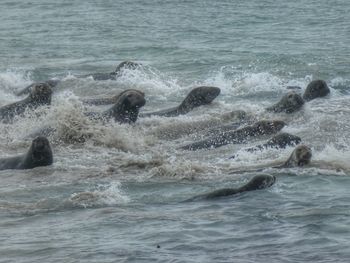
{"left": 0, "top": 0, "right": 350, "bottom": 262}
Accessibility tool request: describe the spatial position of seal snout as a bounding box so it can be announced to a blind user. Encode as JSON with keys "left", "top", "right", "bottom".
{"left": 125, "top": 91, "right": 146, "bottom": 108}
{"left": 131, "top": 95, "right": 146, "bottom": 108}
{"left": 204, "top": 86, "right": 221, "bottom": 102}
{"left": 295, "top": 145, "right": 312, "bottom": 167}
{"left": 267, "top": 174, "right": 276, "bottom": 186}
{"left": 298, "top": 151, "right": 312, "bottom": 166}
{"left": 260, "top": 174, "right": 276, "bottom": 188}
{"left": 30, "top": 136, "right": 53, "bottom": 165}
{"left": 33, "top": 136, "right": 49, "bottom": 151}
{"left": 136, "top": 96, "right": 146, "bottom": 108}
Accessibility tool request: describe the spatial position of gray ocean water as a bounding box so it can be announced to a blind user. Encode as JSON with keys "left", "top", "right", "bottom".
{"left": 0, "top": 0, "right": 350, "bottom": 262}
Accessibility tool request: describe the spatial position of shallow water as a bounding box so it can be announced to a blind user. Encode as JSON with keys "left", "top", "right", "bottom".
{"left": 0, "top": 0, "right": 350, "bottom": 262}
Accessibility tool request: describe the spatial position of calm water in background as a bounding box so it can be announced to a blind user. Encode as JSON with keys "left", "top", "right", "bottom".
{"left": 0, "top": 1, "right": 350, "bottom": 262}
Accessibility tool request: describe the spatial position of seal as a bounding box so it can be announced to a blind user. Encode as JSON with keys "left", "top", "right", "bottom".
{"left": 0, "top": 83, "right": 52, "bottom": 123}
{"left": 16, "top": 79, "right": 60, "bottom": 96}
{"left": 247, "top": 132, "right": 301, "bottom": 152}
{"left": 278, "top": 144, "right": 312, "bottom": 168}
{"left": 180, "top": 120, "right": 285, "bottom": 151}
{"left": 150, "top": 110, "right": 249, "bottom": 140}
{"left": 266, "top": 91, "right": 304, "bottom": 113}
{"left": 302, "top": 80, "right": 330, "bottom": 102}
{"left": 228, "top": 144, "right": 313, "bottom": 175}
{"left": 25, "top": 90, "right": 146, "bottom": 141}
{"left": 82, "top": 89, "right": 144, "bottom": 106}
{"left": 80, "top": 61, "right": 141, "bottom": 81}
{"left": 140, "top": 86, "right": 221, "bottom": 118}
{"left": 86, "top": 89, "right": 146, "bottom": 123}
{"left": 186, "top": 174, "right": 276, "bottom": 201}
{"left": 230, "top": 132, "right": 301, "bottom": 159}
{"left": 0, "top": 136, "right": 53, "bottom": 170}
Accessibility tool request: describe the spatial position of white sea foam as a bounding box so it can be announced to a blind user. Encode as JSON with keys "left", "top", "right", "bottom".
{"left": 68, "top": 181, "right": 129, "bottom": 208}
{"left": 0, "top": 70, "right": 32, "bottom": 103}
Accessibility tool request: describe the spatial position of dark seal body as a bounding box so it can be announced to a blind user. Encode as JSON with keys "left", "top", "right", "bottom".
{"left": 302, "top": 80, "right": 330, "bottom": 101}
{"left": 0, "top": 83, "right": 52, "bottom": 123}
{"left": 230, "top": 133, "right": 301, "bottom": 159}
{"left": 181, "top": 120, "right": 285, "bottom": 151}
{"left": 82, "top": 89, "right": 143, "bottom": 106}
{"left": 80, "top": 61, "right": 141, "bottom": 80}
{"left": 140, "top": 86, "right": 221, "bottom": 118}
{"left": 86, "top": 89, "right": 146, "bottom": 123}
{"left": 246, "top": 133, "right": 301, "bottom": 152}
{"left": 0, "top": 137, "right": 53, "bottom": 170}
{"left": 187, "top": 174, "right": 276, "bottom": 201}
{"left": 266, "top": 91, "right": 305, "bottom": 113}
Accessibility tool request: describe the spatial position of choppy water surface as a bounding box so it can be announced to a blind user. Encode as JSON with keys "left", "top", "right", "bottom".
{"left": 0, "top": 0, "right": 350, "bottom": 262}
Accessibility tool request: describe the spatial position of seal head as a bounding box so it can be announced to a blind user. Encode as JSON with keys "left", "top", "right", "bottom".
{"left": 29, "top": 83, "right": 53, "bottom": 105}
{"left": 0, "top": 136, "right": 53, "bottom": 170}
{"left": 103, "top": 89, "right": 146, "bottom": 123}
{"left": 302, "top": 80, "right": 330, "bottom": 102}
{"left": 0, "top": 83, "right": 52, "bottom": 123}
{"left": 239, "top": 174, "right": 276, "bottom": 192}
{"left": 140, "top": 86, "right": 221, "bottom": 118}
{"left": 179, "top": 86, "right": 221, "bottom": 111}
{"left": 25, "top": 136, "right": 53, "bottom": 168}
{"left": 282, "top": 145, "right": 312, "bottom": 168}
{"left": 114, "top": 61, "right": 141, "bottom": 74}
